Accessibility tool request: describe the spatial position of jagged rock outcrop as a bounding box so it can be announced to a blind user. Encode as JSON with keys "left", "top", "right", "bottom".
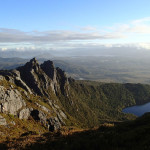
{"left": 13, "top": 70, "right": 32, "bottom": 94}
{"left": 40, "top": 60, "right": 57, "bottom": 82}
{"left": 0, "top": 58, "right": 69, "bottom": 131}
{"left": 17, "top": 58, "right": 50, "bottom": 96}
{"left": 56, "top": 67, "right": 69, "bottom": 96}
{"left": 40, "top": 60, "right": 58, "bottom": 93}
{"left": 0, "top": 58, "right": 70, "bottom": 97}
{"left": 14, "top": 58, "right": 69, "bottom": 97}
{"left": 0, "top": 70, "right": 32, "bottom": 94}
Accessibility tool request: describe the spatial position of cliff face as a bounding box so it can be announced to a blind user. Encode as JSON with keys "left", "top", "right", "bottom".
{"left": 17, "top": 58, "right": 69, "bottom": 97}
{"left": 0, "top": 58, "right": 70, "bottom": 131}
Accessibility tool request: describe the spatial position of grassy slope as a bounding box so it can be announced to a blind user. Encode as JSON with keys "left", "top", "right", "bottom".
{"left": 125, "top": 83, "right": 150, "bottom": 104}
{"left": 1, "top": 79, "right": 150, "bottom": 129}
{"left": 3, "top": 113, "right": 150, "bottom": 150}
{"left": 1, "top": 79, "right": 150, "bottom": 149}
{"left": 59, "top": 80, "right": 150, "bottom": 127}
{"left": 57, "top": 80, "right": 150, "bottom": 128}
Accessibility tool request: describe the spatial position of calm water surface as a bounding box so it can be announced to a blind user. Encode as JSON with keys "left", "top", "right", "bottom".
{"left": 122, "top": 102, "right": 150, "bottom": 116}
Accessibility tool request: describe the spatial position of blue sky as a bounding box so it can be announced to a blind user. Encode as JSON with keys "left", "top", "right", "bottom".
{"left": 0, "top": 0, "right": 150, "bottom": 51}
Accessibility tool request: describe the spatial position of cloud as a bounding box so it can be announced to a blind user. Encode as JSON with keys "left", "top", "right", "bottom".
{"left": 1, "top": 17, "right": 150, "bottom": 51}
{"left": 1, "top": 17, "right": 150, "bottom": 44}
{"left": 114, "top": 17, "right": 150, "bottom": 34}
{"left": 80, "top": 26, "right": 98, "bottom": 31}
{"left": 132, "top": 17, "right": 150, "bottom": 24}
{"left": 0, "top": 28, "right": 123, "bottom": 44}
{"left": 129, "top": 25, "right": 150, "bottom": 34}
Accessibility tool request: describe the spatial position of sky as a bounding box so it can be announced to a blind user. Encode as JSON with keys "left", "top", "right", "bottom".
{"left": 0, "top": 0, "right": 150, "bottom": 51}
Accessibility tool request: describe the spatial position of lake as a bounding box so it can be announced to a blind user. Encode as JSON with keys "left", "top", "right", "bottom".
{"left": 122, "top": 102, "right": 150, "bottom": 116}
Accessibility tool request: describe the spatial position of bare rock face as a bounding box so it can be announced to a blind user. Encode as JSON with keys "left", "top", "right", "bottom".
{"left": 56, "top": 67, "right": 69, "bottom": 96}
{"left": 19, "top": 108, "right": 32, "bottom": 119}
{"left": 47, "top": 117, "right": 61, "bottom": 131}
{"left": 48, "top": 100, "right": 66, "bottom": 116}
{"left": 0, "top": 86, "right": 26, "bottom": 115}
{"left": 35, "top": 102, "right": 51, "bottom": 113}
{"left": 30, "top": 109, "right": 62, "bottom": 131}
{"left": 40, "top": 60, "right": 60, "bottom": 93}
{"left": 13, "top": 69, "right": 32, "bottom": 94}
{"left": 0, "top": 70, "right": 32, "bottom": 94}
{"left": 31, "top": 109, "right": 47, "bottom": 125}
{"left": 40, "top": 60, "right": 57, "bottom": 82}
{"left": 47, "top": 99, "right": 67, "bottom": 125}
{"left": 0, "top": 58, "right": 70, "bottom": 98}
{"left": 0, "top": 115, "right": 7, "bottom": 126}
{"left": 17, "top": 58, "right": 52, "bottom": 96}
{"left": 0, "top": 58, "right": 70, "bottom": 131}
{"left": 58, "top": 110, "right": 67, "bottom": 120}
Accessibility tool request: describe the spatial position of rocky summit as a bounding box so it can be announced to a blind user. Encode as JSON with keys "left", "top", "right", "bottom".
{"left": 0, "top": 58, "right": 70, "bottom": 132}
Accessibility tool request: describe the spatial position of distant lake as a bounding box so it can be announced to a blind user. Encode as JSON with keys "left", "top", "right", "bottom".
{"left": 122, "top": 102, "right": 150, "bottom": 116}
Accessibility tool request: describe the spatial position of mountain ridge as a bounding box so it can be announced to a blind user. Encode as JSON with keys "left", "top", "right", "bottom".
{"left": 1, "top": 58, "right": 150, "bottom": 149}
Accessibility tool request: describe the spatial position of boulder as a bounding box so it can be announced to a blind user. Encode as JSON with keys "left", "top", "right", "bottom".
{"left": 0, "top": 115, "right": 7, "bottom": 126}
{"left": 47, "top": 117, "right": 61, "bottom": 131}
{"left": 31, "top": 109, "right": 47, "bottom": 125}
{"left": 30, "top": 109, "right": 62, "bottom": 131}
{"left": 19, "top": 108, "right": 31, "bottom": 119}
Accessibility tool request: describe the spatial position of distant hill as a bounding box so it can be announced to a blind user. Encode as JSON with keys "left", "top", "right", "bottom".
{"left": 1, "top": 55, "right": 150, "bottom": 83}
{"left": 0, "top": 57, "right": 29, "bottom": 69}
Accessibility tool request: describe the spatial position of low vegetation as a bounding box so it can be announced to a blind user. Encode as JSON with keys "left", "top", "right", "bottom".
{"left": 58, "top": 80, "right": 150, "bottom": 127}
{"left": 2, "top": 113, "right": 150, "bottom": 150}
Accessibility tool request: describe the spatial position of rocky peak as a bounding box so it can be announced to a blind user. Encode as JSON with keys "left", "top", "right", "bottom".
{"left": 30, "top": 57, "right": 38, "bottom": 64}
{"left": 0, "top": 58, "right": 69, "bottom": 131}
{"left": 18, "top": 57, "right": 40, "bottom": 72}
{"left": 40, "top": 60, "right": 56, "bottom": 81}
{"left": 55, "top": 67, "right": 69, "bottom": 96}
{"left": 0, "top": 58, "right": 70, "bottom": 97}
